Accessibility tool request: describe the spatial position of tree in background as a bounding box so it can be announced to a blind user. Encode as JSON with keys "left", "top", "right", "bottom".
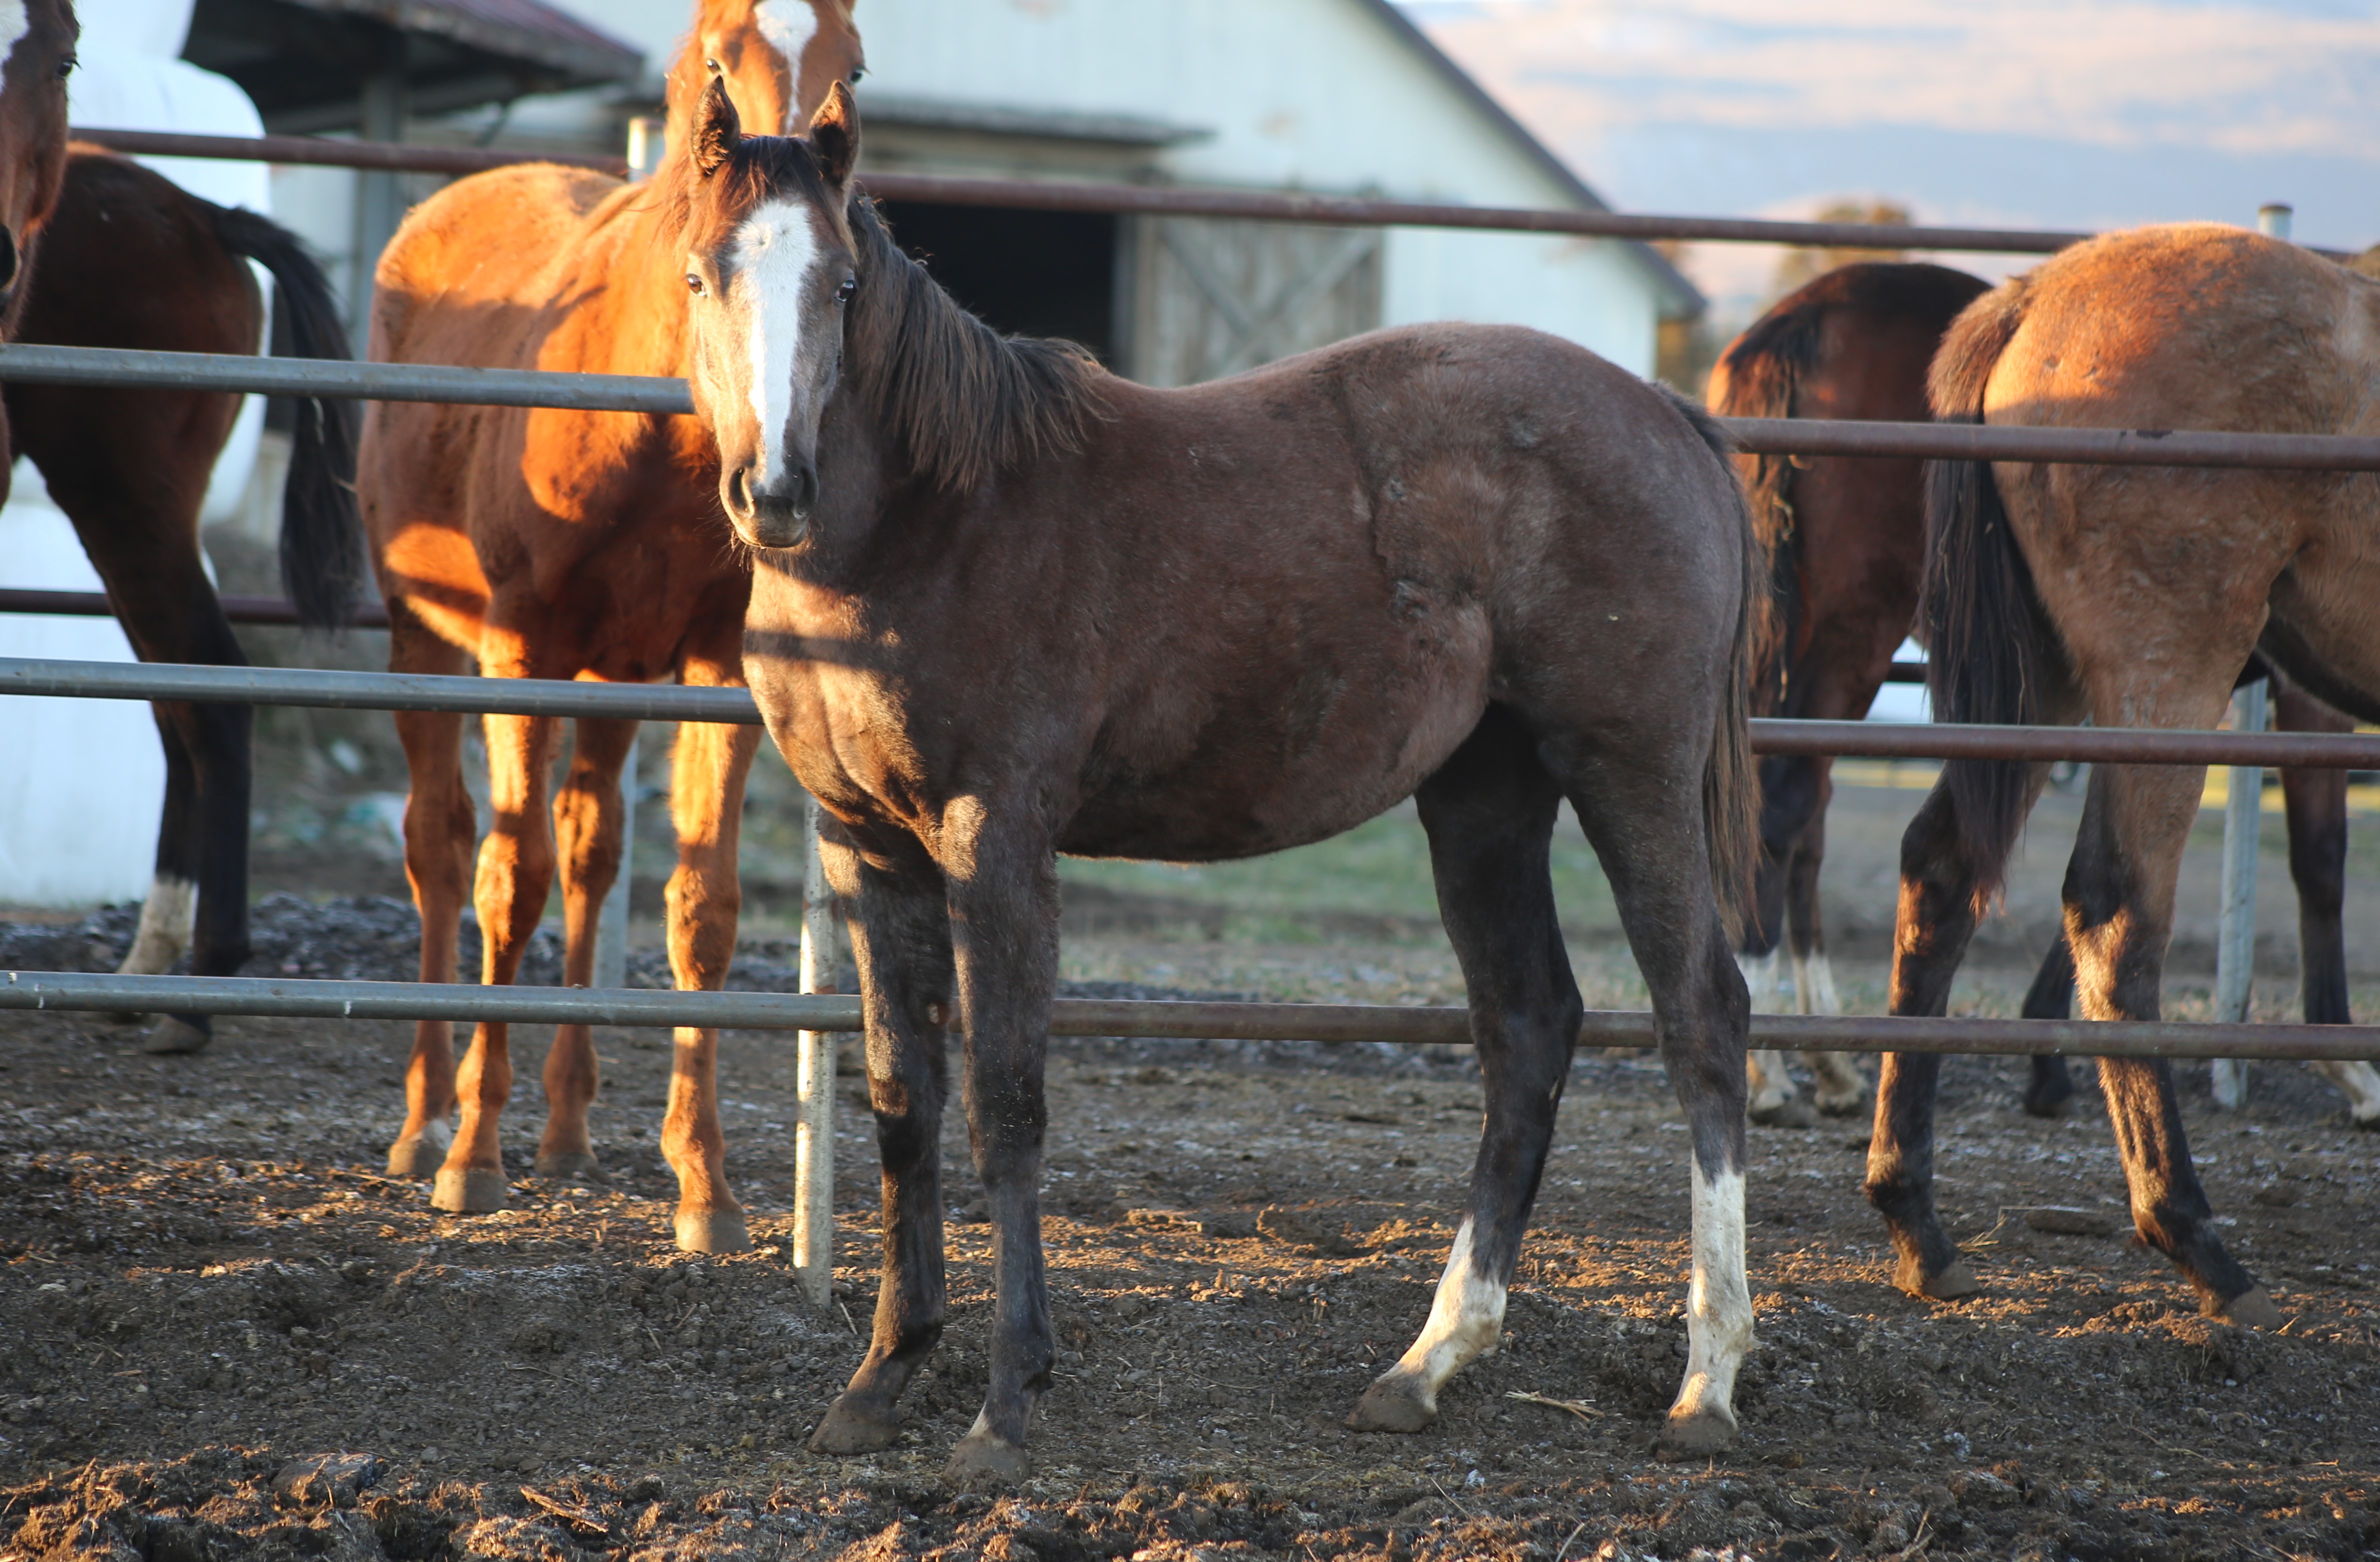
{"left": 1767, "top": 198, "right": 1913, "bottom": 300}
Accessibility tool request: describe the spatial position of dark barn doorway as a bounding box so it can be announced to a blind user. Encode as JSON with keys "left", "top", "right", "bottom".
{"left": 876, "top": 201, "right": 1120, "bottom": 366}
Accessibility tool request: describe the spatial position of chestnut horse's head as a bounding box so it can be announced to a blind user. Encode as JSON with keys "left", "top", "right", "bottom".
{"left": 667, "top": 0, "right": 861, "bottom": 146}
{"left": 0, "top": 0, "right": 75, "bottom": 312}
{"left": 676, "top": 76, "right": 858, "bottom": 549}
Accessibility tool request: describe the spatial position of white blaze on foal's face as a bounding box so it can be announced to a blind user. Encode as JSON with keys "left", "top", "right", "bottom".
{"left": 730, "top": 197, "right": 827, "bottom": 496}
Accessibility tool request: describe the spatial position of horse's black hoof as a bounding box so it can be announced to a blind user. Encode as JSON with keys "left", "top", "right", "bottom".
{"left": 1749, "top": 1095, "right": 1816, "bottom": 1130}
{"left": 810, "top": 1394, "right": 900, "bottom": 1454}
{"left": 143, "top": 1016, "right": 212, "bottom": 1056}
{"left": 2211, "top": 1286, "right": 2281, "bottom": 1330}
{"left": 1893, "top": 1253, "right": 1980, "bottom": 1302}
{"left": 2022, "top": 1084, "right": 2075, "bottom": 1119}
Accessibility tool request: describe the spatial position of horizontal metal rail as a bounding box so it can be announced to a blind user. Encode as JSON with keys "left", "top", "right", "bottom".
{"left": 5, "top": 971, "right": 2376, "bottom": 1060}
{"left": 0, "top": 588, "right": 393, "bottom": 630}
{"left": 66, "top": 126, "right": 2367, "bottom": 260}
{"left": 3, "top": 657, "right": 2375, "bottom": 769}
{"left": 4, "top": 345, "right": 2380, "bottom": 473}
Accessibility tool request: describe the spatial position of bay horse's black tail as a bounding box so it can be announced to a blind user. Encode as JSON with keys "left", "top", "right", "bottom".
{"left": 210, "top": 205, "right": 365, "bottom": 630}
{"left": 1708, "top": 293, "right": 1819, "bottom": 714}
{"left": 1921, "top": 274, "right": 2057, "bottom": 904}
{"left": 1659, "top": 385, "right": 1762, "bottom": 940}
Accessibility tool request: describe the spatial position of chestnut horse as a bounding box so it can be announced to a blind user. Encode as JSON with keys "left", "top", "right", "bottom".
{"left": 1713, "top": 262, "right": 2380, "bottom": 1130}
{"left": 0, "top": 0, "right": 73, "bottom": 345}
{"left": 1709, "top": 261, "right": 1987, "bottom": 1127}
{"left": 680, "top": 84, "right": 1760, "bottom": 1480}
{"left": 15, "top": 149, "right": 361, "bottom": 1054}
{"left": 358, "top": 0, "right": 862, "bottom": 1247}
{"left": 1879, "top": 224, "right": 2380, "bottom": 1327}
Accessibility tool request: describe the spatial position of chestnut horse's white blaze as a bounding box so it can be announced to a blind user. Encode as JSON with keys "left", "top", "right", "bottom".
{"left": 731, "top": 198, "right": 825, "bottom": 493}
{"left": 0, "top": 2, "right": 33, "bottom": 86}
{"left": 1674, "top": 1165, "right": 1753, "bottom": 1432}
{"left": 1371, "top": 1219, "right": 1505, "bottom": 1416}
{"left": 754, "top": 0, "right": 819, "bottom": 127}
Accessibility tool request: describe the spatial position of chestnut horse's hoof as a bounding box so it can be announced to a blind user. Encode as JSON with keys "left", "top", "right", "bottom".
{"left": 1346, "top": 1375, "right": 1435, "bottom": 1433}
{"left": 386, "top": 1119, "right": 452, "bottom": 1179}
{"left": 142, "top": 1017, "right": 211, "bottom": 1056}
{"left": 431, "top": 1167, "right": 508, "bottom": 1214}
{"left": 944, "top": 1428, "right": 1031, "bottom": 1487}
{"left": 1893, "top": 1253, "right": 1979, "bottom": 1302}
{"left": 2212, "top": 1286, "right": 2282, "bottom": 1330}
{"left": 1654, "top": 1405, "right": 1739, "bottom": 1461}
{"left": 810, "top": 1394, "right": 900, "bottom": 1455}
{"left": 1748, "top": 1094, "right": 1815, "bottom": 1130}
{"left": 535, "top": 1149, "right": 603, "bottom": 1183}
{"left": 674, "top": 1208, "right": 751, "bottom": 1254}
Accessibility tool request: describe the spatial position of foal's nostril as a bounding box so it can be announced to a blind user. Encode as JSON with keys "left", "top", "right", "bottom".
{"left": 725, "top": 463, "right": 755, "bottom": 519}
{"left": 791, "top": 464, "right": 818, "bottom": 518}
{"left": 0, "top": 226, "right": 20, "bottom": 292}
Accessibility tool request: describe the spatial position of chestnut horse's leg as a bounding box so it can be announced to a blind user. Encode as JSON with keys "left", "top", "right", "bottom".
{"left": 541, "top": 716, "right": 638, "bottom": 1180}
{"left": 2274, "top": 687, "right": 2380, "bottom": 1127}
{"left": 658, "top": 673, "right": 763, "bottom": 1253}
{"left": 386, "top": 601, "right": 473, "bottom": 1177}
{"left": 937, "top": 801, "right": 1061, "bottom": 1486}
{"left": 809, "top": 826, "right": 955, "bottom": 1457}
{"left": 2018, "top": 935, "right": 2081, "bottom": 1119}
{"left": 1350, "top": 707, "right": 1580, "bottom": 1435}
{"left": 1552, "top": 724, "right": 1755, "bottom": 1458}
{"left": 431, "top": 702, "right": 564, "bottom": 1214}
{"left": 2060, "top": 758, "right": 2276, "bottom": 1324}
{"left": 1741, "top": 753, "right": 1819, "bottom": 1127}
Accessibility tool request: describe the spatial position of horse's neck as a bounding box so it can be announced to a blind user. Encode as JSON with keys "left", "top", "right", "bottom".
{"left": 547, "top": 184, "right": 697, "bottom": 381}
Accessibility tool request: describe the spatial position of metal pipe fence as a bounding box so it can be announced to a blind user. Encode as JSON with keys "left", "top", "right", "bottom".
{"left": 8, "top": 971, "right": 2379, "bottom": 1063}
{"left": 67, "top": 127, "right": 2367, "bottom": 260}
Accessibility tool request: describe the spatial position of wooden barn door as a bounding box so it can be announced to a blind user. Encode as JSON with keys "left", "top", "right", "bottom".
{"left": 1123, "top": 215, "right": 1383, "bottom": 387}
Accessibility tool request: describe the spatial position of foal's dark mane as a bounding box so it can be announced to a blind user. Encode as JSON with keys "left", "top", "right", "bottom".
{"left": 658, "top": 132, "right": 1106, "bottom": 493}
{"left": 843, "top": 192, "right": 1106, "bottom": 492}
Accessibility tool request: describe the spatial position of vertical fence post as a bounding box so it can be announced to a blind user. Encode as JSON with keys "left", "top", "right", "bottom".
{"left": 794, "top": 795, "right": 839, "bottom": 1309}
{"left": 594, "top": 735, "right": 638, "bottom": 991}
{"left": 2212, "top": 199, "right": 2294, "bottom": 1111}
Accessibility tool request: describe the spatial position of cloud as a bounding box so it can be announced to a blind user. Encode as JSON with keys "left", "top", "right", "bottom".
{"left": 1405, "top": 0, "right": 2380, "bottom": 162}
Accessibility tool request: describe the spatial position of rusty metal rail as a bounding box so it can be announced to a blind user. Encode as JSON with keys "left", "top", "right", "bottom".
{"left": 5, "top": 970, "right": 2376, "bottom": 1061}
{"left": 69, "top": 126, "right": 2368, "bottom": 259}
{"left": 0, "top": 588, "right": 392, "bottom": 630}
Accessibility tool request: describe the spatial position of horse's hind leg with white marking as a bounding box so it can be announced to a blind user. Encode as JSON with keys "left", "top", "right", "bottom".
{"left": 1350, "top": 707, "right": 1581, "bottom": 1434}
{"left": 539, "top": 715, "right": 638, "bottom": 1183}
{"left": 1742, "top": 754, "right": 1819, "bottom": 1128}
{"left": 1556, "top": 723, "right": 1755, "bottom": 1458}
{"left": 2274, "top": 691, "right": 2380, "bottom": 1128}
{"left": 1785, "top": 787, "right": 1868, "bottom": 1116}
{"left": 810, "top": 826, "right": 955, "bottom": 1457}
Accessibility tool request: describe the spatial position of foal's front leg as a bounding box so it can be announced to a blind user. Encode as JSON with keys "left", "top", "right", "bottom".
{"left": 810, "top": 830, "right": 957, "bottom": 1454}
{"left": 940, "top": 804, "right": 1062, "bottom": 1485}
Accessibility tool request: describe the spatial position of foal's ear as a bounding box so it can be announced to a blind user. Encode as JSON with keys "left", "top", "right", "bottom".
{"left": 693, "top": 74, "right": 741, "bottom": 179}
{"left": 806, "top": 79, "right": 859, "bottom": 188}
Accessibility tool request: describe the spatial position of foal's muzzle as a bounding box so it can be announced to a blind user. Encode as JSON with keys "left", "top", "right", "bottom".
{"left": 723, "top": 460, "right": 816, "bottom": 549}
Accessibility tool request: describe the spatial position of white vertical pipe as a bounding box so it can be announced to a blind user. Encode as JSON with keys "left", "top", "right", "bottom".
{"left": 594, "top": 734, "right": 638, "bottom": 991}
{"left": 794, "top": 794, "right": 838, "bottom": 1309}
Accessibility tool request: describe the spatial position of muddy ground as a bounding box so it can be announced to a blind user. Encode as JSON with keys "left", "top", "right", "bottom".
{"left": 6, "top": 859, "right": 2380, "bottom": 1561}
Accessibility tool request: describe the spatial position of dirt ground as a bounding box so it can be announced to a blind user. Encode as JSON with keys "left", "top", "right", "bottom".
{"left": 7, "top": 827, "right": 2380, "bottom": 1562}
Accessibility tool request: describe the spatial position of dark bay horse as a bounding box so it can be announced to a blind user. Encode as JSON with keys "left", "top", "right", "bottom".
{"left": 1713, "top": 261, "right": 2380, "bottom": 1129}
{"left": 1879, "top": 224, "right": 2380, "bottom": 1327}
{"left": 1708, "top": 261, "right": 1987, "bottom": 1127}
{"left": 680, "top": 83, "right": 1761, "bottom": 1481}
{"left": 14, "top": 148, "right": 360, "bottom": 1053}
{"left": 358, "top": 0, "right": 863, "bottom": 1246}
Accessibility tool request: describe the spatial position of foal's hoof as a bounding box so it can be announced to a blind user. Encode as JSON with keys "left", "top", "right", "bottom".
{"left": 534, "top": 1149, "right": 603, "bottom": 1183}
{"left": 431, "top": 1167, "right": 508, "bottom": 1214}
{"left": 1654, "top": 1405, "right": 1739, "bottom": 1462}
{"left": 944, "top": 1429, "right": 1032, "bottom": 1487}
{"left": 809, "top": 1394, "right": 900, "bottom": 1455}
{"left": 1346, "top": 1376, "right": 1435, "bottom": 1433}
{"left": 386, "top": 1120, "right": 452, "bottom": 1180}
{"left": 143, "top": 1017, "right": 212, "bottom": 1056}
{"left": 674, "top": 1208, "right": 751, "bottom": 1254}
{"left": 1748, "top": 1094, "right": 1816, "bottom": 1130}
{"left": 2212, "top": 1286, "right": 2282, "bottom": 1331}
{"left": 1893, "top": 1253, "right": 1980, "bottom": 1302}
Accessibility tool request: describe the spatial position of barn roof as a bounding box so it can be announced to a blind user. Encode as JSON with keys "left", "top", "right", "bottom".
{"left": 1354, "top": 0, "right": 1704, "bottom": 321}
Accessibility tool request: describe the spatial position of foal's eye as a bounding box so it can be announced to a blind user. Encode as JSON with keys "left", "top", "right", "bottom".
{"left": 835, "top": 276, "right": 857, "bottom": 304}
{"left": 686, "top": 273, "right": 706, "bottom": 296}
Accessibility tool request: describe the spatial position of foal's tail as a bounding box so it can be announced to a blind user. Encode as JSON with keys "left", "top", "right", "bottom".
{"left": 1659, "top": 385, "right": 1762, "bottom": 941}
{"left": 210, "top": 205, "right": 366, "bottom": 630}
{"left": 1921, "top": 275, "right": 2059, "bottom": 904}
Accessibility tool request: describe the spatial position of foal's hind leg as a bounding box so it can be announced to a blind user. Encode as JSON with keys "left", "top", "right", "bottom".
{"left": 811, "top": 828, "right": 956, "bottom": 1456}
{"left": 1351, "top": 709, "right": 1581, "bottom": 1434}
{"left": 2274, "top": 689, "right": 2380, "bottom": 1127}
{"left": 1785, "top": 785, "right": 1868, "bottom": 1116}
{"left": 1557, "top": 731, "right": 1755, "bottom": 1457}
{"left": 540, "top": 716, "right": 638, "bottom": 1181}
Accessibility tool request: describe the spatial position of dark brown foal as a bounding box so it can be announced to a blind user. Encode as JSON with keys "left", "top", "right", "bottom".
{"left": 674, "top": 85, "right": 1763, "bottom": 1481}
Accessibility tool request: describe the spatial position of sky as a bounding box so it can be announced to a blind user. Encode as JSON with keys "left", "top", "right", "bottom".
{"left": 1397, "top": 0, "right": 2380, "bottom": 325}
